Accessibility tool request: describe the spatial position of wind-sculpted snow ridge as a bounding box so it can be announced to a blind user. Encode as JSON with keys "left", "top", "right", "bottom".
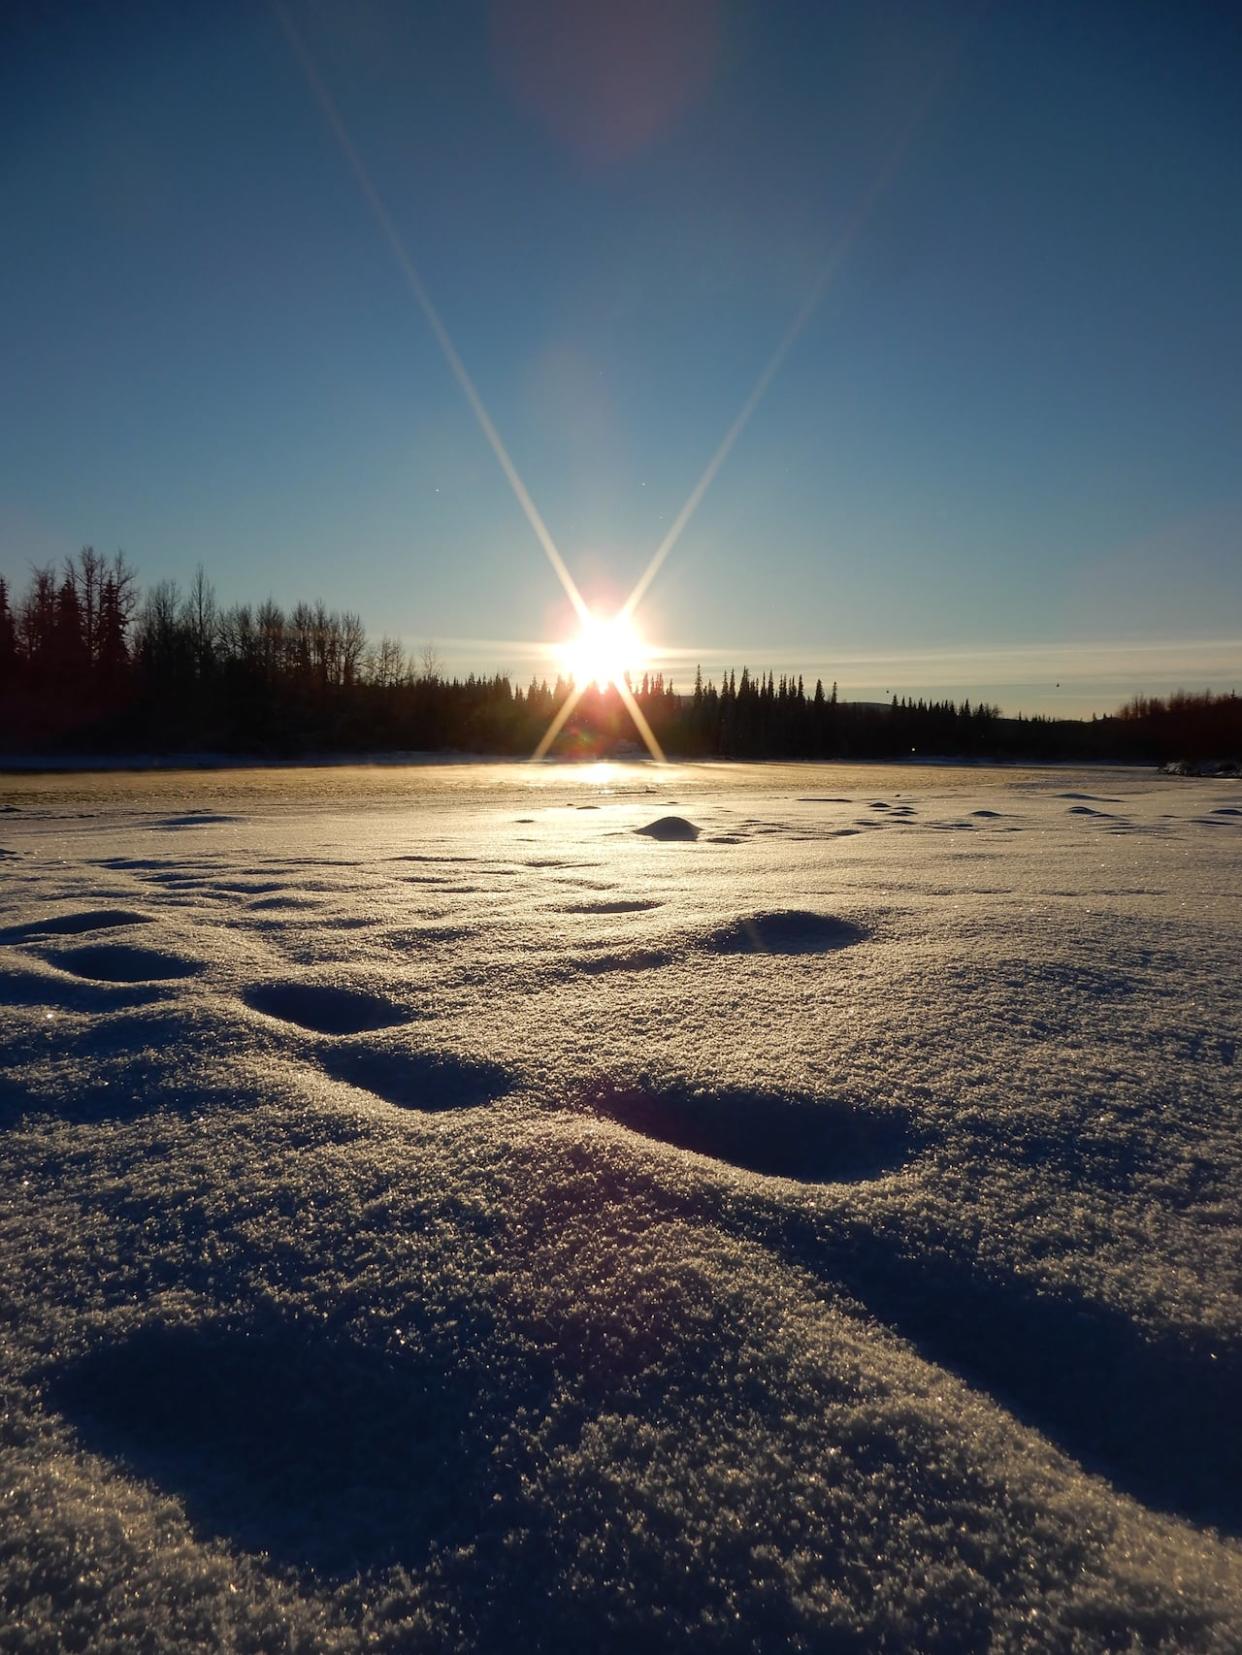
{"left": 2, "top": 761, "right": 1242, "bottom": 1652}
{"left": 0, "top": 908, "right": 153, "bottom": 943}
{"left": 0, "top": 960, "right": 172, "bottom": 1017}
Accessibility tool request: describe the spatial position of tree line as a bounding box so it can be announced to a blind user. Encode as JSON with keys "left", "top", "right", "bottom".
{"left": 0, "top": 551, "right": 1237, "bottom": 764}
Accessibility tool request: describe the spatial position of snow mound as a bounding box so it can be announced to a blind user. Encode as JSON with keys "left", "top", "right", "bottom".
{"left": 634, "top": 815, "right": 700, "bottom": 840}
{"left": 152, "top": 813, "right": 246, "bottom": 830}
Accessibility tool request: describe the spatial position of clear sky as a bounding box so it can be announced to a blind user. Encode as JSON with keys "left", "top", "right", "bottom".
{"left": 3, "top": 0, "right": 1240, "bottom": 715}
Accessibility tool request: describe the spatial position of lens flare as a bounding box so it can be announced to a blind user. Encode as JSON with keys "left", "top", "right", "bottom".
{"left": 558, "top": 611, "right": 648, "bottom": 690}
{"left": 275, "top": 2, "right": 971, "bottom": 771}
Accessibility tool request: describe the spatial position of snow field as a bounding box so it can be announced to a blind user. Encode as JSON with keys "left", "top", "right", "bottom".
{"left": 1, "top": 761, "right": 1240, "bottom": 1651}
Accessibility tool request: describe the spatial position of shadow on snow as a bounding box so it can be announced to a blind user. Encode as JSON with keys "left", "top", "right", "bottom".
{"left": 773, "top": 1214, "right": 1242, "bottom": 1536}
{"left": 50, "top": 1313, "right": 495, "bottom": 1576}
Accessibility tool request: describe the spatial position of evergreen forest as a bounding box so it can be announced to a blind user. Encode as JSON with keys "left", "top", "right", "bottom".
{"left": 1, "top": 552, "right": 1237, "bottom": 768}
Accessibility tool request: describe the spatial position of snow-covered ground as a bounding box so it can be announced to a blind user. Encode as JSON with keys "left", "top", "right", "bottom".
{"left": 1, "top": 760, "right": 1239, "bottom": 1651}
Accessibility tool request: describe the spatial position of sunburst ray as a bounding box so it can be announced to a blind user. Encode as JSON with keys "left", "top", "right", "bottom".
{"left": 272, "top": 1, "right": 588, "bottom": 625}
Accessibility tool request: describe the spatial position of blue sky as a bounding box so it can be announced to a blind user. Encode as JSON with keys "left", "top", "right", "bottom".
{"left": 3, "top": 0, "right": 1240, "bottom": 714}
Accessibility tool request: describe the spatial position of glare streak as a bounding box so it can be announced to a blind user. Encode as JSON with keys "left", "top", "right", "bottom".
{"left": 275, "top": 4, "right": 967, "bottom": 765}
{"left": 621, "top": 278, "right": 827, "bottom": 623}
{"left": 614, "top": 679, "right": 666, "bottom": 763}
{"left": 531, "top": 680, "right": 589, "bottom": 762}
{"left": 622, "top": 32, "right": 970, "bottom": 623}
{"left": 272, "top": 2, "right": 588, "bottom": 624}
{"left": 641, "top": 636, "right": 1242, "bottom": 676}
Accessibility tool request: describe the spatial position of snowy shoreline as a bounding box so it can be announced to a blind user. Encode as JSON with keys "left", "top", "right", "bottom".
{"left": 0, "top": 747, "right": 1165, "bottom": 776}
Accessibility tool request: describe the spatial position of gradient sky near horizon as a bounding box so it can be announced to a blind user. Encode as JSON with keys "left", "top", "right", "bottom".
{"left": 3, "top": 0, "right": 1240, "bottom": 716}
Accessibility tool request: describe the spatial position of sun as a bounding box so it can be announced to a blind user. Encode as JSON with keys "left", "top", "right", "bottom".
{"left": 558, "top": 611, "right": 648, "bottom": 690}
